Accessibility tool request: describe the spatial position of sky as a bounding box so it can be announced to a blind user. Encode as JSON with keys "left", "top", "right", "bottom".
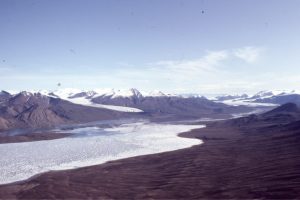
{"left": 1, "top": 0, "right": 300, "bottom": 95}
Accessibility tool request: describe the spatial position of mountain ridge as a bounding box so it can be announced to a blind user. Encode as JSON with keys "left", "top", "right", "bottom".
{"left": 0, "top": 92, "right": 138, "bottom": 131}
{"left": 0, "top": 89, "right": 259, "bottom": 131}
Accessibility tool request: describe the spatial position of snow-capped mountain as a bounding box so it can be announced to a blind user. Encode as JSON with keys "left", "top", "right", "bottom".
{"left": 0, "top": 88, "right": 259, "bottom": 131}
{"left": 215, "top": 94, "right": 249, "bottom": 101}
{"left": 251, "top": 90, "right": 300, "bottom": 105}
{"left": 5, "top": 87, "right": 298, "bottom": 131}
{"left": 6, "top": 88, "right": 298, "bottom": 110}
{"left": 2, "top": 88, "right": 174, "bottom": 114}
{"left": 49, "top": 88, "right": 183, "bottom": 113}
{"left": 69, "top": 88, "right": 252, "bottom": 117}
{"left": 0, "top": 91, "right": 138, "bottom": 131}
{"left": 144, "top": 90, "right": 167, "bottom": 97}
{"left": 250, "top": 90, "right": 300, "bottom": 99}
{"left": 216, "top": 90, "right": 300, "bottom": 107}
{"left": 248, "top": 90, "right": 291, "bottom": 100}
{"left": 52, "top": 88, "right": 144, "bottom": 113}
{"left": 51, "top": 88, "right": 177, "bottom": 99}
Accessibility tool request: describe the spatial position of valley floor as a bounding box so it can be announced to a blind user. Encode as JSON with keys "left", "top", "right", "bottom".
{"left": 0, "top": 121, "right": 300, "bottom": 199}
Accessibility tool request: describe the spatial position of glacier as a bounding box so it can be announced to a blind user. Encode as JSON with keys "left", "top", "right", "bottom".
{"left": 66, "top": 96, "right": 144, "bottom": 112}
{"left": 0, "top": 121, "right": 204, "bottom": 184}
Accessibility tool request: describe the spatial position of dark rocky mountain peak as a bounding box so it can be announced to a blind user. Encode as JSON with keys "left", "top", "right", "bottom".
{"left": 0, "top": 92, "right": 136, "bottom": 131}
{"left": 0, "top": 90, "right": 11, "bottom": 102}
{"left": 69, "top": 91, "right": 97, "bottom": 99}
{"left": 264, "top": 103, "right": 299, "bottom": 115}
{"left": 0, "top": 90, "right": 10, "bottom": 96}
{"left": 9, "top": 92, "right": 50, "bottom": 107}
{"left": 128, "top": 88, "right": 143, "bottom": 99}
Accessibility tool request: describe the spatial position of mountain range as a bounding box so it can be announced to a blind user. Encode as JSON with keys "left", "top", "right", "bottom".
{"left": 0, "top": 91, "right": 135, "bottom": 131}
{"left": 0, "top": 88, "right": 256, "bottom": 131}
{"left": 215, "top": 90, "right": 300, "bottom": 107}
{"left": 2, "top": 88, "right": 300, "bottom": 131}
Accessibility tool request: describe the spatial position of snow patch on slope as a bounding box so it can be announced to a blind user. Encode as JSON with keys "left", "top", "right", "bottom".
{"left": 68, "top": 97, "right": 143, "bottom": 113}
{"left": 51, "top": 88, "right": 83, "bottom": 99}
{"left": 48, "top": 88, "right": 143, "bottom": 113}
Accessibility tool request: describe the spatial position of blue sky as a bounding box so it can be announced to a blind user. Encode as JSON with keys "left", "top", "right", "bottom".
{"left": 1, "top": 0, "right": 300, "bottom": 94}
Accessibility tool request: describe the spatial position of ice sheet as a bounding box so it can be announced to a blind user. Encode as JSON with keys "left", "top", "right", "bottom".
{"left": 0, "top": 122, "right": 204, "bottom": 184}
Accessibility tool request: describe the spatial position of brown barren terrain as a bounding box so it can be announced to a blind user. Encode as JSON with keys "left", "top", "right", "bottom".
{"left": 0, "top": 118, "right": 299, "bottom": 199}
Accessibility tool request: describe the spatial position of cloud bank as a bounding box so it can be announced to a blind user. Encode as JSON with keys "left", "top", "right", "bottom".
{"left": 0, "top": 46, "right": 283, "bottom": 94}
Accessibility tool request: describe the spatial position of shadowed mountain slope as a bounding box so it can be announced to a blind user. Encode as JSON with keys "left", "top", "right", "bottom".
{"left": 0, "top": 92, "right": 139, "bottom": 131}
{"left": 92, "top": 94, "right": 253, "bottom": 118}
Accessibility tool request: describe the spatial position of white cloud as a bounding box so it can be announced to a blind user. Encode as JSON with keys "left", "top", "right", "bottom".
{"left": 151, "top": 50, "right": 229, "bottom": 74}
{"left": 0, "top": 65, "right": 14, "bottom": 72}
{"left": 233, "top": 46, "right": 264, "bottom": 63}
{"left": 1, "top": 46, "right": 269, "bottom": 94}
{"left": 111, "top": 46, "right": 267, "bottom": 93}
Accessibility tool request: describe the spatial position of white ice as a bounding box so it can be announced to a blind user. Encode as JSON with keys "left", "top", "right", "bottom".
{"left": 219, "top": 99, "right": 278, "bottom": 107}
{"left": 0, "top": 122, "right": 204, "bottom": 184}
{"left": 66, "top": 97, "right": 144, "bottom": 112}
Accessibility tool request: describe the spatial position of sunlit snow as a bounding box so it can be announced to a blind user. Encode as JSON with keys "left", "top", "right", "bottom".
{"left": 67, "top": 97, "right": 144, "bottom": 112}
{"left": 219, "top": 99, "right": 278, "bottom": 107}
{"left": 0, "top": 121, "right": 204, "bottom": 184}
